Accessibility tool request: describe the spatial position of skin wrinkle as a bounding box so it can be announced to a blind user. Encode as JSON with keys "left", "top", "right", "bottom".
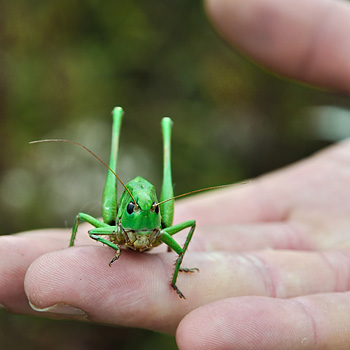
{"left": 293, "top": 298, "right": 319, "bottom": 346}
{"left": 283, "top": 221, "right": 312, "bottom": 251}
{"left": 318, "top": 251, "right": 339, "bottom": 292}
{"left": 264, "top": 221, "right": 308, "bottom": 251}
{"left": 319, "top": 251, "right": 350, "bottom": 292}
{"left": 242, "top": 252, "right": 277, "bottom": 297}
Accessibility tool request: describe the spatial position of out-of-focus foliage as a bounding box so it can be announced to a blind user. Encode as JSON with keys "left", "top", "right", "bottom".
{"left": 0, "top": 0, "right": 349, "bottom": 348}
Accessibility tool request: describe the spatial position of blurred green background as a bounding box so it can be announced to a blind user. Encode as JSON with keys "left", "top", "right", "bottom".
{"left": 0, "top": 0, "right": 349, "bottom": 349}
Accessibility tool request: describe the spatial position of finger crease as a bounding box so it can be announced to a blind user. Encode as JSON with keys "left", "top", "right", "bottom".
{"left": 243, "top": 253, "right": 277, "bottom": 298}
{"left": 319, "top": 251, "right": 350, "bottom": 292}
{"left": 293, "top": 299, "right": 319, "bottom": 346}
{"left": 284, "top": 221, "right": 313, "bottom": 250}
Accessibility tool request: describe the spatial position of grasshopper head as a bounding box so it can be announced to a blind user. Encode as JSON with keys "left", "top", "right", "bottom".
{"left": 118, "top": 176, "right": 161, "bottom": 232}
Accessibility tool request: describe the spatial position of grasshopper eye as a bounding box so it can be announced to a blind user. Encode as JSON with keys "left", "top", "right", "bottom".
{"left": 127, "top": 202, "right": 135, "bottom": 214}
{"left": 152, "top": 202, "right": 159, "bottom": 214}
{"left": 154, "top": 204, "right": 159, "bottom": 214}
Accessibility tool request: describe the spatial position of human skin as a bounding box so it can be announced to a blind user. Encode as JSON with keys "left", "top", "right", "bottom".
{"left": 1, "top": 0, "right": 350, "bottom": 349}
{"left": 2, "top": 139, "right": 350, "bottom": 347}
{"left": 205, "top": 0, "right": 350, "bottom": 93}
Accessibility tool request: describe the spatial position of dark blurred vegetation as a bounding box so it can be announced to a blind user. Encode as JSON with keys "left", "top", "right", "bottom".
{"left": 0, "top": 0, "right": 349, "bottom": 349}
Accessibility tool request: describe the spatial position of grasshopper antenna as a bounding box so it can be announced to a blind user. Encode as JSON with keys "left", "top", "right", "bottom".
{"left": 153, "top": 181, "right": 249, "bottom": 208}
{"left": 29, "top": 139, "right": 137, "bottom": 203}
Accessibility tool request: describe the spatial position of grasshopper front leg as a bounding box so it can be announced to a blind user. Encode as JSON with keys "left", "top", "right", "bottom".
{"left": 70, "top": 213, "right": 121, "bottom": 264}
{"left": 160, "top": 220, "right": 197, "bottom": 299}
{"left": 88, "top": 225, "right": 123, "bottom": 265}
{"left": 70, "top": 212, "right": 109, "bottom": 246}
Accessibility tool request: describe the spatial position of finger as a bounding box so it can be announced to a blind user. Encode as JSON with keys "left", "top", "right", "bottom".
{"left": 0, "top": 222, "right": 105, "bottom": 315}
{"left": 176, "top": 292, "right": 350, "bottom": 350}
{"left": 175, "top": 142, "right": 350, "bottom": 250}
{"left": 193, "top": 222, "right": 315, "bottom": 252}
{"left": 175, "top": 141, "right": 350, "bottom": 225}
{"left": 0, "top": 229, "right": 70, "bottom": 314}
{"left": 24, "top": 246, "right": 199, "bottom": 333}
{"left": 192, "top": 219, "right": 350, "bottom": 252}
{"left": 173, "top": 180, "right": 283, "bottom": 225}
{"left": 205, "top": 0, "right": 350, "bottom": 91}
{"left": 24, "top": 247, "right": 350, "bottom": 334}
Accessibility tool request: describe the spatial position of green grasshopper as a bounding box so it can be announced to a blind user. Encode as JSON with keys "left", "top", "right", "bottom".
{"left": 31, "top": 107, "right": 201, "bottom": 299}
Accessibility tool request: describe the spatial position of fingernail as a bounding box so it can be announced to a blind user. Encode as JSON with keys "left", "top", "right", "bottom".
{"left": 29, "top": 301, "right": 86, "bottom": 316}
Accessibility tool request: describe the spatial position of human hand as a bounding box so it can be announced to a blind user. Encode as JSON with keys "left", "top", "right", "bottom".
{"left": 1, "top": 140, "right": 350, "bottom": 347}
{"left": 1, "top": 0, "right": 350, "bottom": 349}
{"left": 175, "top": 140, "right": 350, "bottom": 349}
{"left": 175, "top": 0, "right": 350, "bottom": 348}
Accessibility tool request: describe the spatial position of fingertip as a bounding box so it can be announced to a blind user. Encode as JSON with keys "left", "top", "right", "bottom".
{"left": 24, "top": 247, "right": 79, "bottom": 310}
{"left": 0, "top": 232, "right": 69, "bottom": 313}
{"left": 204, "top": 0, "right": 350, "bottom": 91}
{"left": 23, "top": 246, "right": 197, "bottom": 333}
{"left": 176, "top": 297, "right": 315, "bottom": 350}
{"left": 176, "top": 298, "right": 256, "bottom": 350}
{"left": 176, "top": 303, "right": 219, "bottom": 350}
{"left": 24, "top": 246, "right": 146, "bottom": 310}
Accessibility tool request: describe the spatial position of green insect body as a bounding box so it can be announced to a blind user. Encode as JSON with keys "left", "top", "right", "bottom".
{"left": 58, "top": 107, "right": 197, "bottom": 299}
